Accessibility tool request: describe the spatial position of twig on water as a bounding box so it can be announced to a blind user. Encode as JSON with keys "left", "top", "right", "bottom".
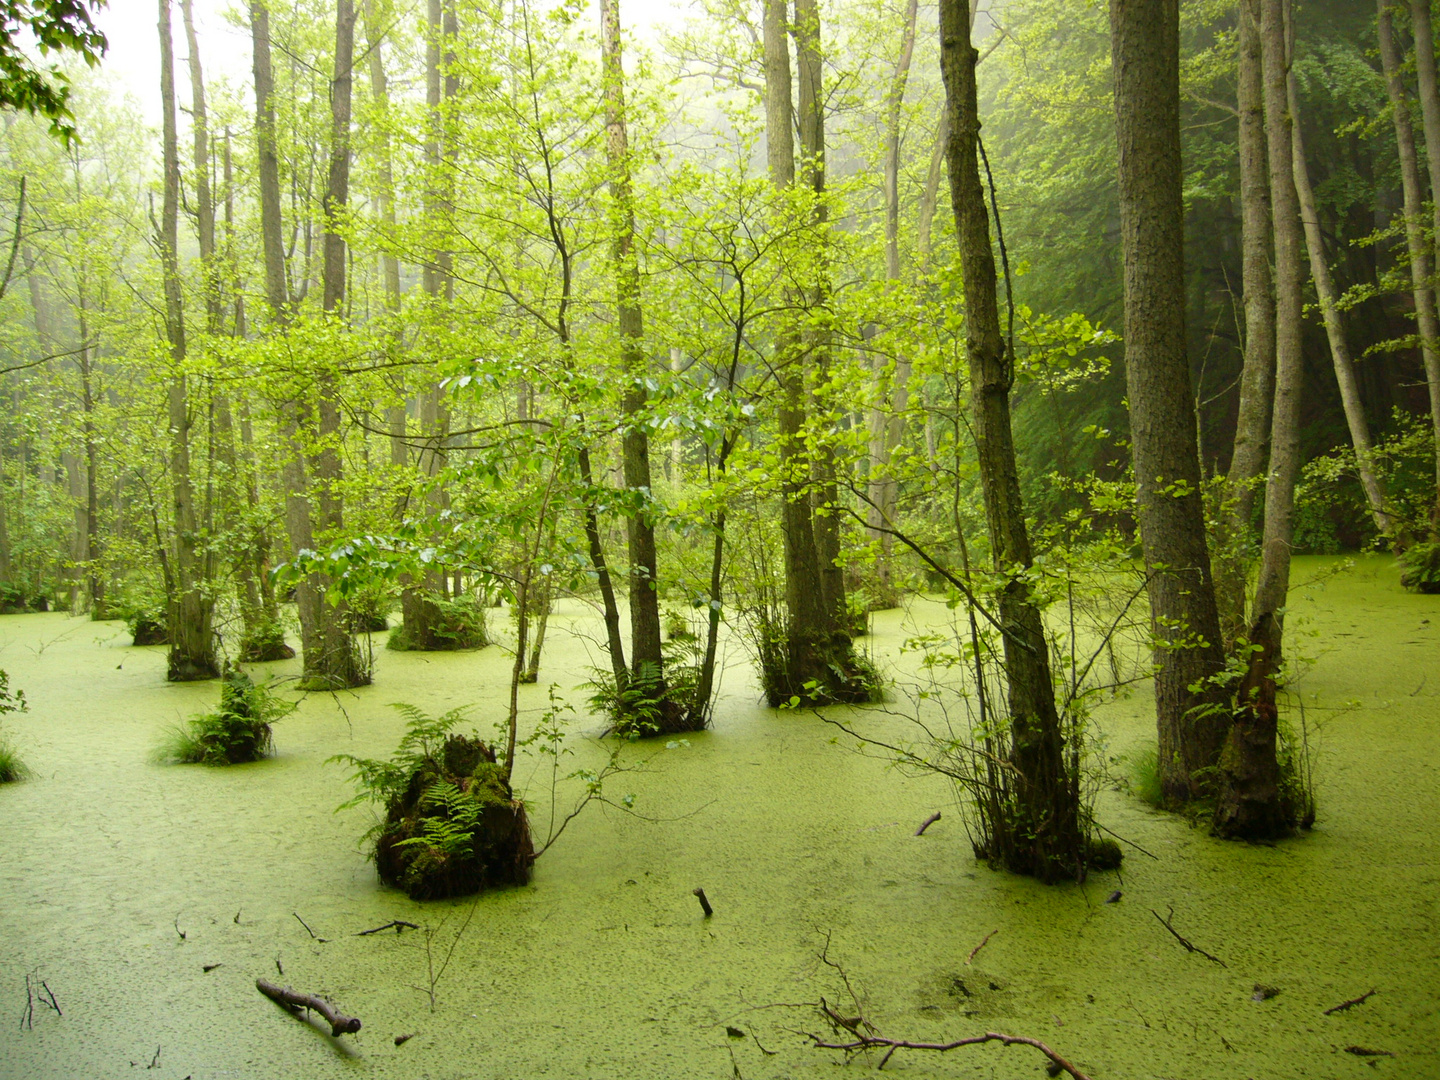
{"left": 356, "top": 920, "right": 420, "bottom": 936}
{"left": 966, "top": 929, "right": 998, "bottom": 966}
{"left": 1150, "top": 906, "right": 1226, "bottom": 967}
{"left": 1344, "top": 1046, "right": 1394, "bottom": 1057}
{"left": 20, "top": 974, "right": 33, "bottom": 1031}
{"left": 811, "top": 998, "right": 1095, "bottom": 1077}
{"left": 293, "top": 912, "right": 329, "bottom": 942}
{"left": 915, "top": 811, "right": 942, "bottom": 836}
{"left": 693, "top": 887, "right": 714, "bottom": 917}
{"left": 1325, "top": 989, "right": 1377, "bottom": 1015}
{"left": 40, "top": 982, "right": 60, "bottom": 1016}
{"left": 147, "top": 1044, "right": 161, "bottom": 1069}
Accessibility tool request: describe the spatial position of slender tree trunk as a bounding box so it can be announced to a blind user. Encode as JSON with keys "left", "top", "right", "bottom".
{"left": 601, "top": 0, "right": 668, "bottom": 706}
{"left": 308, "top": 0, "right": 366, "bottom": 688}
{"left": 763, "top": 0, "right": 849, "bottom": 702}
{"left": 1217, "top": 0, "right": 1274, "bottom": 642}
{"left": 1404, "top": 0, "right": 1440, "bottom": 525}
{"left": 866, "top": 0, "right": 919, "bottom": 604}
{"left": 1110, "top": 0, "right": 1230, "bottom": 804}
{"left": 941, "top": 0, "right": 1082, "bottom": 881}
{"left": 1213, "top": 0, "right": 1299, "bottom": 840}
{"left": 792, "top": 0, "right": 847, "bottom": 635}
{"left": 361, "top": 0, "right": 410, "bottom": 485}
{"left": 1288, "top": 64, "right": 1389, "bottom": 533}
{"left": 1379, "top": 0, "right": 1440, "bottom": 534}
{"left": 159, "top": 0, "right": 216, "bottom": 679}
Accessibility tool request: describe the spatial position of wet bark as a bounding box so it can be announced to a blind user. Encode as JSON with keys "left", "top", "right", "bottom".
{"left": 1110, "top": 0, "right": 1229, "bottom": 804}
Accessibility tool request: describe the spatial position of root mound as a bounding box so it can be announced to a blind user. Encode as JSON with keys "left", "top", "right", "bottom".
{"left": 374, "top": 734, "right": 533, "bottom": 900}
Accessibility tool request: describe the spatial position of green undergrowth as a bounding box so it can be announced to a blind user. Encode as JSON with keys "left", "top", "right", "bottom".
{"left": 154, "top": 669, "right": 294, "bottom": 765}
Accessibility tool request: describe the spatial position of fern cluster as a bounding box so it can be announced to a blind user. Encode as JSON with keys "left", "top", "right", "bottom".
{"left": 331, "top": 704, "right": 532, "bottom": 900}
{"left": 155, "top": 669, "right": 293, "bottom": 765}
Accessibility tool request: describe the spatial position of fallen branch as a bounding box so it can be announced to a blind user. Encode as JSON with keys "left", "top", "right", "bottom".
{"left": 812, "top": 999, "right": 1093, "bottom": 1077}
{"left": 255, "top": 978, "right": 362, "bottom": 1036}
{"left": 1324, "top": 989, "right": 1377, "bottom": 1015}
{"left": 356, "top": 920, "right": 420, "bottom": 936}
{"left": 1150, "top": 906, "right": 1226, "bottom": 967}
{"left": 915, "top": 811, "right": 941, "bottom": 836}
{"left": 1344, "top": 1046, "right": 1394, "bottom": 1057}
{"left": 966, "top": 929, "right": 998, "bottom": 965}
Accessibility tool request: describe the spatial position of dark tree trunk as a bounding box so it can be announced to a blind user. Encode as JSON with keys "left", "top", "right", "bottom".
{"left": 1109, "top": 0, "right": 1229, "bottom": 804}
{"left": 941, "top": 0, "right": 1082, "bottom": 881}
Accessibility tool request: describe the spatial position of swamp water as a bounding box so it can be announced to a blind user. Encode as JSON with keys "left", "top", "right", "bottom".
{"left": 0, "top": 555, "right": 1435, "bottom": 1079}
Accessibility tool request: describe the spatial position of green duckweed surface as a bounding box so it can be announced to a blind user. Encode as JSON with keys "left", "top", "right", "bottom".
{"left": 0, "top": 555, "right": 1436, "bottom": 1079}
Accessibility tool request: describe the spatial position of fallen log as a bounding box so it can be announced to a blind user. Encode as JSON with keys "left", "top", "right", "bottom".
{"left": 255, "top": 978, "right": 362, "bottom": 1036}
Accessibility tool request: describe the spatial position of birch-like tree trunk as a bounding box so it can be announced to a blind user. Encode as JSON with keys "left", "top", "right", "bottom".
{"left": 1405, "top": 0, "right": 1440, "bottom": 526}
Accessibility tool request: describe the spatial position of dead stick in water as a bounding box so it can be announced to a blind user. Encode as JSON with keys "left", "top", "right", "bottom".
{"left": 1150, "top": 906, "right": 1226, "bottom": 967}
{"left": 966, "top": 929, "right": 997, "bottom": 966}
{"left": 356, "top": 920, "right": 420, "bottom": 936}
{"left": 693, "top": 887, "right": 714, "bottom": 917}
{"left": 255, "top": 978, "right": 362, "bottom": 1036}
{"left": 1325, "top": 989, "right": 1377, "bottom": 1015}
{"left": 915, "top": 811, "right": 941, "bottom": 836}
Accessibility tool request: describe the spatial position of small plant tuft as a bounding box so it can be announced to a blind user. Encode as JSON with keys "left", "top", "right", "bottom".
{"left": 0, "top": 669, "right": 29, "bottom": 782}
{"left": 154, "top": 668, "right": 293, "bottom": 765}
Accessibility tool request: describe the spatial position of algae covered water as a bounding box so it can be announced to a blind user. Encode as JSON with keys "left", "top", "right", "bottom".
{"left": 0, "top": 555, "right": 1436, "bottom": 1079}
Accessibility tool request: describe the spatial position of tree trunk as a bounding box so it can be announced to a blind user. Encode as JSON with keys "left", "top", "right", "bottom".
{"left": 941, "top": 0, "right": 1082, "bottom": 882}
{"left": 1110, "top": 0, "right": 1229, "bottom": 804}
{"left": 308, "top": 0, "right": 366, "bottom": 688}
{"left": 601, "top": 0, "right": 668, "bottom": 704}
{"left": 1217, "top": 0, "right": 1274, "bottom": 642}
{"left": 792, "top": 0, "right": 847, "bottom": 635}
{"left": 1288, "top": 61, "right": 1389, "bottom": 534}
{"left": 1404, "top": 0, "right": 1440, "bottom": 526}
{"left": 1213, "top": 0, "right": 1299, "bottom": 840}
{"left": 866, "top": 0, "right": 919, "bottom": 605}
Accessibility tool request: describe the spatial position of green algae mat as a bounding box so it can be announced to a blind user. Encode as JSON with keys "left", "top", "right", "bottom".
{"left": 1, "top": 555, "right": 1435, "bottom": 1078}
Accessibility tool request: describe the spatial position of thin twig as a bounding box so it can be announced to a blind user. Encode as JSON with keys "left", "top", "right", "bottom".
{"left": 1150, "top": 906, "right": 1226, "bottom": 967}
{"left": 356, "top": 920, "right": 420, "bottom": 936}
{"left": 966, "top": 929, "right": 998, "bottom": 965}
{"left": 915, "top": 811, "right": 942, "bottom": 836}
{"left": 1324, "top": 989, "right": 1377, "bottom": 1015}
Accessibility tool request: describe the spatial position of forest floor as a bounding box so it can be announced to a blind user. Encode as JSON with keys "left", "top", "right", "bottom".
{"left": 0, "top": 554, "right": 1435, "bottom": 1079}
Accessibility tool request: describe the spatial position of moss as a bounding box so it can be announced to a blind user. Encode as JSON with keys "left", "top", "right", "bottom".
{"left": 371, "top": 733, "right": 533, "bottom": 901}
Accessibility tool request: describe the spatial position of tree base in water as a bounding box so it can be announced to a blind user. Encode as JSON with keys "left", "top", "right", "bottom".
{"left": 239, "top": 624, "right": 296, "bottom": 662}
{"left": 374, "top": 734, "right": 533, "bottom": 900}
{"left": 758, "top": 629, "right": 883, "bottom": 708}
{"left": 131, "top": 615, "right": 169, "bottom": 647}
{"left": 388, "top": 595, "right": 489, "bottom": 652}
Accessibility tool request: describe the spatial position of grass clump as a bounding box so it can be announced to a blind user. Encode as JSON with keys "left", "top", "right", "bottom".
{"left": 155, "top": 668, "right": 294, "bottom": 765}
{"left": 331, "top": 704, "right": 532, "bottom": 900}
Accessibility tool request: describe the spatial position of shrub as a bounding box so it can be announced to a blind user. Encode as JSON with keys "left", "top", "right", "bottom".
{"left": 1399, "top": 542, "right": 1440, "bottom": 594}
{"left": 155, "top": 669, "right": 294, "bottom": 765}
{"left": 331, "top": 705, "right": 532, "bottom": 900}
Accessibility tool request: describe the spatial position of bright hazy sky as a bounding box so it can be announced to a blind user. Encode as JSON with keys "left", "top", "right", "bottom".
{"left": 94, "top": 0, "right": 691, "bottom": 127}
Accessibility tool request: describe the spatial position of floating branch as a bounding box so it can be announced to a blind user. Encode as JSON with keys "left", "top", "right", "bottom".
{"left": 255, "top": 978, "right": 362, "bottom": 1036}
{"left": 693, "top": 887, "right": 714, "bottom": 917}
{"left": 1324, "top": 989, "right": 1377, "bottom": 1015}
{"left": 356, "top": 920, "right": 420, "bottom": 936}
{"left": 1150, "top": 906, "right": 1226, "bottom": 967}
{"left": 915, "top": 811, "right": 941, "bottom": 836}
{"left": 966, "top": 929, "right": 998, "bottom": 965}
{"left": 812, "top": 998, "right": 1094, "bottom": 1077}
{"left": 1344, "top": 1046, "right": 1394, "bottom": 1057}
